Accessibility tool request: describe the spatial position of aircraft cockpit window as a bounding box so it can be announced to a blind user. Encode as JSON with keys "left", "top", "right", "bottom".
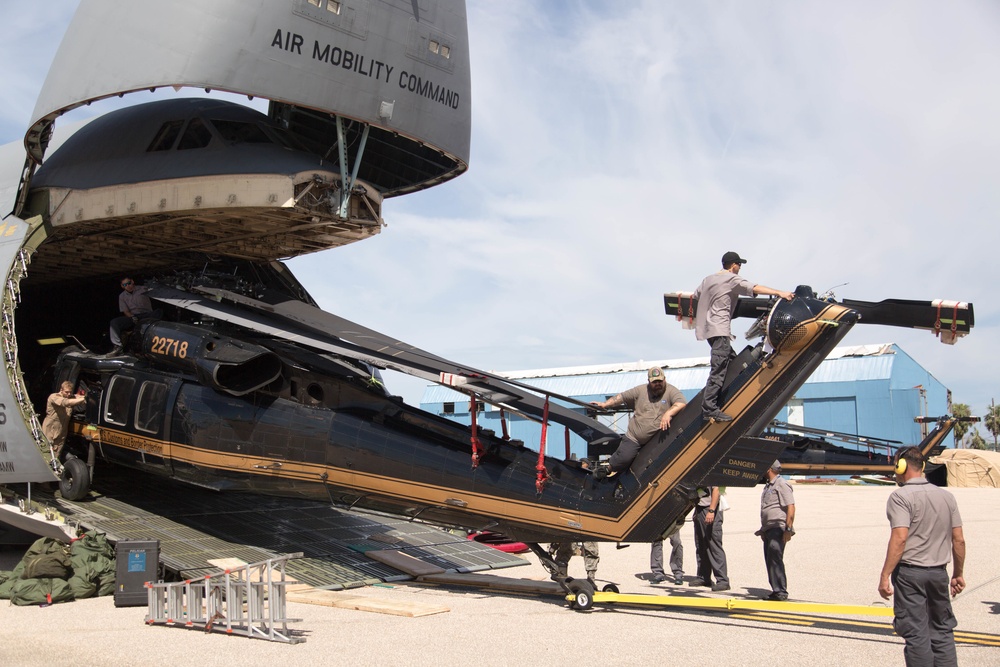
{"left": 308, "top": 0, "right": 341, "bottom": 14}
{"left": 176, "top": 118, "right": 213, "bottom": 150}
{"left": 211, "top": 119, "right": 272, "bottom": 146}
{"left": 266, "top": 126, "right": 307, "bottom": 152}
{"left": 146, "top": 120, "right": 185, "bottom": 152}
{"left": 429, "top": 40, "right": 451, "bottom": 59}
{"left": 136, "top": 381, "right": 168, "bottom": 434}
{"left": 104, "top": 376, "right": 136, "bottom": 426}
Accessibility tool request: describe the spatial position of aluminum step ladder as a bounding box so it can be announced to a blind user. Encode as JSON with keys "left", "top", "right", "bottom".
{"left": 145, "top": 553, "right": 304, "bottom": 643}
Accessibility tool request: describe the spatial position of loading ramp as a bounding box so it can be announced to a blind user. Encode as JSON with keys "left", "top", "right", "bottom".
{"left": 1, "top": 466, "right": 526, "bottom": 589}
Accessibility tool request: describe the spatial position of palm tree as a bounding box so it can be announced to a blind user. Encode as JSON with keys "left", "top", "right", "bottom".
{"left": 984, "top": 401, "right": 1000, "bottom": 451}
{"left": 951, "top": 403, "right": 973, "bottom": 446}
{"left": 968, "top": 429, "right": 988, "bottom": 450}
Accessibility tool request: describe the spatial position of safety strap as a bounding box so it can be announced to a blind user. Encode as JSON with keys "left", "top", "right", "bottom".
{"left": 499, "top": 408, "right": 510, "bottom": 441}
{"left": 469, "top": 395, "right": 484, "bottom": 468}
{"left": 536, "top": 396, "right": 551, "bottom": 494}
{"left": 680, "top": 294, "right": 696, "bottom": 324}
{"left": 933, "top": 303, "right": 960, "bottom": 340}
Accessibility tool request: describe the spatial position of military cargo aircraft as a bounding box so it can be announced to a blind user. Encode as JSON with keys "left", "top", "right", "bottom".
{"left": 0, "top": 1, "right": 975, "bottom": 601}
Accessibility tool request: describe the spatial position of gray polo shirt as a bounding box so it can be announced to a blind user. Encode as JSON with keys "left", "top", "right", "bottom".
{"left": 119, "top": 286, "right": 153, "bottom": 316}
{"left": 619, "top": 382, "right": 686, "bottom": 445}
{"left": 886, "top": 478, "right": 962, "bottom": 567}
{"left": 760, "top": 475, "right": 794, "bottom": 529}
{"left": 693, "top": 271, "right": 756, "bottom": 341}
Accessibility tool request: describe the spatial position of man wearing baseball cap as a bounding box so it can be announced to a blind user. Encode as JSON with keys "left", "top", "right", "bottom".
{"left": 589, "top": 367, "right": 686, "bottom": 476}
{"left": 693, "top": 252, "right": 794, "bottom": 422}
{"left": 758, "top": 459, "right": 795, "bottom": 600}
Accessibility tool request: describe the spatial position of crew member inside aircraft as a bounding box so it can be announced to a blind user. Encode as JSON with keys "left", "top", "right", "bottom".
{"left": 108, "top": 277, "right": 160, "bottom": 356}
{"left": 589, "top": 367, "right": 686, "bottom": 478}
{"left": 879, "top": 447, "right": 965, "bottom": 666}
{"left": 42, "top": 381, "right": 86, "bottom": 461}
{"left": 693, "top": 252, "right": 794, "bottom": 422}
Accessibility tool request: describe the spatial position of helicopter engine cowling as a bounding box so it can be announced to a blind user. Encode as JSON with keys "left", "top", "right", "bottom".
{"left": 765, "top": 285, "right": 858, "bottom": 352}
{"left": 139, "top": 322, "right": 282, "bottom": 396}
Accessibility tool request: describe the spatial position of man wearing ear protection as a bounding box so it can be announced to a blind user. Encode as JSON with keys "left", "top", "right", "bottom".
{"left": 878, "top": 446, "right": 966, "bottom": 666}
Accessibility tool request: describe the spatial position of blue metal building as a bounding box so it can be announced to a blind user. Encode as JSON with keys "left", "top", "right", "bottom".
{"left": 418, "top": 343, "right": 952, "bottom": 460}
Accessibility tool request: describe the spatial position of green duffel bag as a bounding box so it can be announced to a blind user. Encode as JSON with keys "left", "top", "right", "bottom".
{"left": 0, "top": 572, "right": 15, "bottom": 599}
{"left": 97, "top": 569, "right": 117, "bottom": 597}
{"left": 21, "top": 551, "right": 72, "bottom": 580}
{"left": 9, "top": 577, "right": 75, "bottom": 606}
{"left": 71, "top": 532, "right": 116, "bottom": 589}
{"left": 67, "top": 571, "right": 98, "bottom": 600}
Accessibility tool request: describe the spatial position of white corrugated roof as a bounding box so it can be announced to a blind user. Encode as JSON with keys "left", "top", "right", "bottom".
{"left": 420, "top": 343, "right": 899, "bottom": 403}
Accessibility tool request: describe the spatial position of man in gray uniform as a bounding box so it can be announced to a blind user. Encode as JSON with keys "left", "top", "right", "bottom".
{"left": 108, "top": 276, "right": 160, "bottom": 355}
{"left": 758, "top": 460, "right": 795, "bottom": 600}
{"left": 692, "top": 486, "right": 729, "bottom": 592}
{"left": 590, "top": 367, "right": 686, "bottom": 476}
{"left": 879, "top": 447, "right": 966, "bottom": 666}
{"left": 693, "top": 252, "right": 793, "bottom": 422}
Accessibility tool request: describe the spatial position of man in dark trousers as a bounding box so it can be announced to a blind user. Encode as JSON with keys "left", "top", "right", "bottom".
{"left": 693, "top": 252, "right": 793, "bottom": 422}
{"left": 879, "top": 447, "right": 966, "bottom": 666}
{"left": 758, "top": 460, "right": 795, "bottom": 600}
{"left": 590, "top": 367, "right": 686, "bottom": 476}
{"left": 691, "top": 485, "right": 729, "bottom": 592}
{"left": 650, "top": 530, "right": 685, "bottom": 585}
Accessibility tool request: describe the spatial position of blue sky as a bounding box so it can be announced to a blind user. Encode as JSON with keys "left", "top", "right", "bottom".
{"left": 2, "top": 1, "right": 998, "bottom": 429}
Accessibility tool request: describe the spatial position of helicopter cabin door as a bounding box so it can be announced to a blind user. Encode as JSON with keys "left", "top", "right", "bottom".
{"left": 99, "top": 370, "right": 179, "bottom": 474}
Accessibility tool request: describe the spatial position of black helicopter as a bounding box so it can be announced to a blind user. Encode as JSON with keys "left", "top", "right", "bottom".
{"left": 45, "top": 269, "right": 973, "bottom": 551}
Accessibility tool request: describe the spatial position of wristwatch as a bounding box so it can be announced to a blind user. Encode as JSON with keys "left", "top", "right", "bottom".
{"left": 785, "top": 527, "right": 795, "bottom": 535}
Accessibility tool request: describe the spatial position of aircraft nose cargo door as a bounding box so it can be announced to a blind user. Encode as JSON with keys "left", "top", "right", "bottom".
{"left": 114, "top": 539, "right": 160, "bottom": 607}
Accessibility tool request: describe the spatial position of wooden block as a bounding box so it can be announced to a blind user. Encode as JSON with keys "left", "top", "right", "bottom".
{"left": 207, "top": 557, "right": 248, "bottom": 570}
{"left": 286, "top": 589, "right": 449, "bottom": 617}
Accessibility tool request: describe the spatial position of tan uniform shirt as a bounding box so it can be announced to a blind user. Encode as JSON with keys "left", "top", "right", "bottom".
{"left": 619, "top": 382, "right": 686, "bottom": 444}
{"left": 41, "top": 393, "right": 86, "bottom": 448}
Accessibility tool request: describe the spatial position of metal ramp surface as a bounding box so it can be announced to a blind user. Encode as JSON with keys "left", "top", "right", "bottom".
{"left": 20, "top": 468, "right": 526, "bottom": 589}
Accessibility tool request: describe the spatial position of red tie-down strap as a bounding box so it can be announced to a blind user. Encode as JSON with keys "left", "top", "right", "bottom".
{"left": 536, "top": 396, "right": 551, "bottom": 494}
{"left": 499, "top": 408, "right": 510, "bottom": 441}
{"left": 677, "top": 294, "right": 696, "bottom": 325}
{"left": 469, "top": 395, "right": 484, "bottom": 468}
{"left": 933, "top": 303, "right": 960, "bottom": 339}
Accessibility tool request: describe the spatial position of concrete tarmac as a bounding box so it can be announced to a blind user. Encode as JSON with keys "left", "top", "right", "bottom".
{"left": 1, "top": 484, "right": 998, "bottom": 666}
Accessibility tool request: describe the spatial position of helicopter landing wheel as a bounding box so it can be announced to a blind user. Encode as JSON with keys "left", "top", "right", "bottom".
{"left": 568, "top": 579, "right": 595, "bottom": 611}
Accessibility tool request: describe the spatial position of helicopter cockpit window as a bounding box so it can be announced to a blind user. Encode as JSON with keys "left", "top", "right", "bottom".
{"left": 176, "top": 117, "right": 213, "bottom": 150}
{"left": 211, "top": 119, "right": 272, "bottom": 145}
{"left": 104, "top": 376, "right": 136, "bottom": 426}
{"left": 135, "top": 381, "right": 168, "bottom": 434}
{"left": 146, "top": 120, "right": 185, "bottom": 152}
